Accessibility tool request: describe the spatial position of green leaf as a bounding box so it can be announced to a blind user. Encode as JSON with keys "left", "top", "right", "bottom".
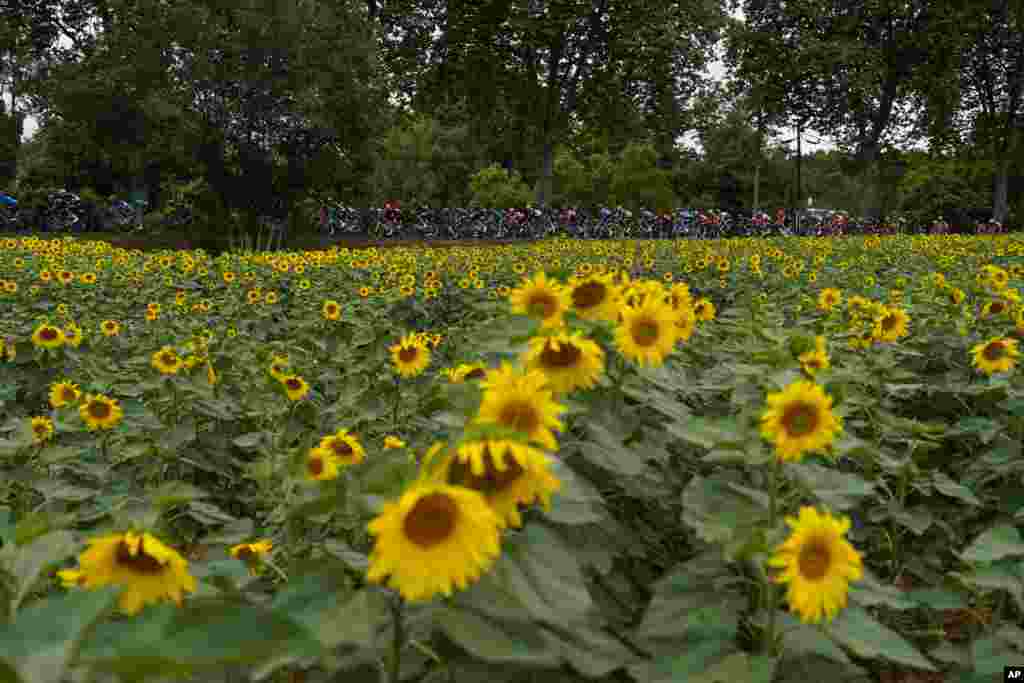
{"left": 665, "top": 415, "right": 746, "bottom": 450}
{"left": 270, "top": 567, "right": 385, "bottom": 650}
{"left": 786, "top": 463, "right": 874, "bottom": 510}
{"left": 960, "top": 524, "right": 1024, "bottom": 563}
{"left": 542, "top": 458, "right": 603, "bottom": 525}
{"left": 232, "top": 432, "right": 265, "bottom": 450}
{"left": 681, "top": 474, "right": 768, "bottom": 550}
{"left": 848, "top": 570, "right": 918, "bottom": 610}
{"left": 575, "top": 420, "right": 648, "bottom": 476}
{"left": 775, "top": 611, "right": 852, "bottom": 665}
{"left": 627, "top": 616, "right": 739, "bottom": 683}
{"left": 0, "top": 530, "right": 77, "bottom": 612}
{"left": 434, "top": 606, "right": 559, "bottom": 666}
{"left": 150, "top": 481, "right": 209, "bottom": 508}
{"left": 931, "top": 471, "right": 981, "bottom": 506}
{"left": 78, "top": 598, "right": 316, "bottom": 675}
{"left": 825, "top": 606, "right": 936, "bottom": 671}
{"left": 486, "top": 524, "right": 593, "bottom": 626}
{"left": 538, "top": 620, "right": 639, "bottom": 677}
{"left": 0, "top": 588, "right": 120, "bottom": 683}
{"left": 157, "top": 421, "right": 196, "bottom": 452}
{"left": 952, "top": 560, "right": 1024, "bottom": 613}
{"left": 185, "top": 501, "right": 236, "bottom": 526}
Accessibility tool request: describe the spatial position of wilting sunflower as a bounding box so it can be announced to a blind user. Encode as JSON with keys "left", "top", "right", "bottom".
{"left": 693, "top": 298, "right": 716, "bottom": 322}
{"left": 615, "top": 297, "right": 679, "bottom": 368}
{"left": 49, "top": 380, "right": 81, "bottom": 408}
{"left": 366, "top": 481, "right": 502, "bottom": 602}
{"left": 818, "top": 288, "right": 842, "bottom": 312}
{"left": 971, "top": 336, "right": 1020, "bottom": 375}
{"left": 229, "top": 539, "right": 273, "bottom": 575}
{"left": 63, "top": 323, "right": 84, "bottom": 348}
{"left": 268, "top": 355, "right": 290, "bottom": 381}
{"left": 30, "top": 416, "right": 55, "bottom": 444}
{"left": 316, "top": 430, "right": 366, "bottom": 466}
{"left": 760, "top": 381, "right": 842, "bottom": 462}
{"left": 390, "top": 333, "right": 431, "bottom": 378}
{"left": 100, "top": 319, "right": 121, "bottom": 337}
{"left": 281, "top": 375, "right": 310, "bottom": 401}
{"left": 322, "top": 299, "right": 342, "bottom": 321}
{"left": 443, "top": 439, "right": 561, "bottom": 528}
{"left": 799, "top": 336, "right": 830, "bottom": 376}
{"left": 476, "top": 363, "right": 566, "bottom": 450}
{"left": 304, "top": 447, "right": 341, "bottom": 481}
{"left": 79, "top": 394, "right": 124, "bottom": 431}
{"left": 768, "top": 506, "right": 864, "bottom": 624}
{"left": 566, "top": 273, "right": 620, "bottom": 321}
{"left": 31, "top": 323, "right": 65, "bottom": 349}
{"left": 151, "top": 346, "right": 184, "bottom": 375}
{"left": 521, "top": 330, "right": 605, "bottom": 394}
{"left": 508, "top": 271, "right": 572, "bottom": 329}
{"left": 873, "top": 306, "right": 910, "bottom": 342}
{"left": 443, "top": 362, "right": 489, "bottom": 383}
{"left": 64, "top": 531, "right": 196, "bottom": 616}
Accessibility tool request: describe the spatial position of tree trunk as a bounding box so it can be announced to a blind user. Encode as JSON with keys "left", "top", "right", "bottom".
{"left": 753, "top": 162, "right": 760, "bottom": 211}
{"left": 857, "top": 144, "right": 881, "bottom": 220}
{"left": 534, "top": 28, "right": 565, "bottom": 208}
{"left": 993, "top": 157, "right": 1010, "bottom": 223}
{"left": 537, "top": 140, "right": 554, "bottom": 207}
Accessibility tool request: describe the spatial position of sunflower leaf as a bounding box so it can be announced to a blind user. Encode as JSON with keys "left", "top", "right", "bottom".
{"left": 960, "top": 524, "right": 1024, "bottom": 563}
{"left": 434, "top": 605, "right": 560, "bottom": 666}
{"left": 825, "top": 606, "right": 937, "bottom": 671}
{"left": 0, "top": 529, "right": 77, "bottom": 613}
{"left": 0, "top": 588, "right": 120, "bottom": 683}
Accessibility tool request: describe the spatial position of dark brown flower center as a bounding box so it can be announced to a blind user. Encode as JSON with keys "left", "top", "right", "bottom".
{"left": 40, "top": 328, "right": 58, "bottom": 341}
{"left": 464, "top": 367, "right": 486, "bottom": 380}
{"left": 88, "top": 401, "right": 111, "bottom": 419}
{"left": 448, "top": 451, "right": 525, "bottom": 496}
{"left": 782, "top": 403, "right": 818, "bottom": 437}
{"left": 403, "top": 493, "right": 457, "bottom": 548}
{"left": 307, "top": 456, "right": 324, "bottom": 476}
{"left": 990, "top": 301, "right": 1006, "bottom": 315}
{"left": 398, "top": 346, "right": 419, "bottom": 363}
{"left": 61, "top": 387, "right": 76, "bottom": 401}
{"left": 115, "top": 539, "right": 167, "bottom": 575}
{"left": 881, "top": 314, "right": 898, "bottom": 332}
{"left": 286, "top": 378, "right": 302, "bottom": 391}
{"left": 539, "top": 340, "right": 582, "bottom": 369}
{"left": 527, "top": 293, "right": 558, "bottom": 318}
{"left": 983, "top": 341, "right": 1007, "bottom": 361}
{"left": 797, "top": 538, "right": 831, "bottom": 581}
{"left": 236, "top": 546, "right": 255, "bottom": 562}
{"left": 631, "top": 320, "right": 661, "bottom": 347}
{"left": 498, "top": 401, "right": 539, "bottom": 435}
{"left": 571, "top": 282, "right": 606, "bottom": 310}
{"left": 160, "top": 352, "right": 177, "bottom": 365}
{"left": 329, "top": 438, "right": 353, "bottom": 458}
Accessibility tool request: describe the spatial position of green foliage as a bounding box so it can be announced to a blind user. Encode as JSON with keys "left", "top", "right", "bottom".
{"left": 468, "top": 164, "right": 534, "bottom": 209}
{"left": 608, "top": 142, "right": 678, "bottom": 212}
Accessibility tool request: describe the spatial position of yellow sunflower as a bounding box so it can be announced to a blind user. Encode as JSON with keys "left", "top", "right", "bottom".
{"left": 443, "top": 362, "right": 489, "bottom": 383}
{"left": 520, "top": 330, "right": 605, "bottom": 394}
{"left": 229, "top": 539, "right": 273, "bottom": 574}
{"left": 268, "top": 355, "right": 291, "bottom": 381}
{"left": 322, "top": 299, "right": 341, "bottom": 321}
{"left": 443, "top": 439, "right": 561, "bottom": 528}
{"left": 566, "top": 273, "right": 620, "bottom": 321}
{"left": 79, "top": 394, "right": 124, "bottom": 431}
{"left": 64, "top": 531, "right": 196, "bottom": 615}
{"left": 305, "top": 447, "right": 341, "bottom": 481}
{"left": 818, "top": 288, "right": 842, "bottom": 312}
{"left": 316, "top": 430, "right": 366, "bottom": 466}
{"left": 768, "top": 507, "right": 864, "bottom": 624}
{"left": 799, "top": 336, "right": 830, "bottom": 376}
{"left": 693, "top": 298, "right": 716, "bottom": 322}
{"left": 674, "top": 305, "right": 698, "bottom": 345}
{"left": 366, "top": 481, "right": 502, "bottom": 602}
{"left": 100, "top": 319, "right": 121, "bottom": 337}
{"left": 390, "top": 333, "right": 431, "bottom": 378}
{"left": 384, "top": 435, "right": 406, "bottom": 449}
{"left": 31, "top": 323, "right": 65, "bottom": 349}
{"left": 281, "top": 375, "right": 310, "bottom": 401}
{"left": 63, "top": 323, "right": 83, "bottom": 348}
{"left": 151, "top": 346, "right": 184, "bottom": 375}
{"left": 981, "top": 299, "right": 1010, "bottom": 318}
{"left": 30, "top": 416, "right": 55, "bottom": 444}
{"left": 760, "top": 381, "right": 842, "bottom": 462}
{"left": 873, "top": 306, "right": 910, "bottom": 342}
{"left": 475, "top": 363, "right": 566, "bottom": 451}
{"left": 508, "top": 271, "right": 572, "bottom": 329}
{"left": 615, "top": 297, "right": 679, "bottom": 368}
{"left": 49, "top": 380, "right": 82, "bottom": 408}
{"left": 971, "top": 336, "right": 1020, "bottom": 375}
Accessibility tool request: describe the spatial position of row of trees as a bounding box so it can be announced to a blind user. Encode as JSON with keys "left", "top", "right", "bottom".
{"left": 0, "top": 0, "right": 1022, "bottom": 240}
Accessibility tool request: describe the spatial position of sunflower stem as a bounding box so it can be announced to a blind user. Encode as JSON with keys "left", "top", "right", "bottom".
{"left": 388, "top": 594, "right": 404, "bottom": 683}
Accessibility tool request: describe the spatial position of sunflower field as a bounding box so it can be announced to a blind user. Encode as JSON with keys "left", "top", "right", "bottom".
{"left": 1, "top": 233, "right": 1023, "bottom": 683}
